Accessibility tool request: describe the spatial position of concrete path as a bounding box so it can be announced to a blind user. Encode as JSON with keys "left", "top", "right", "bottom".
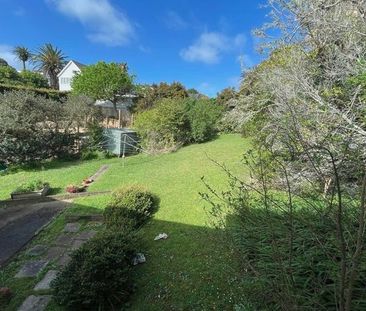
{"left": 0, "top": 199, "right": 69, "bottom": 267}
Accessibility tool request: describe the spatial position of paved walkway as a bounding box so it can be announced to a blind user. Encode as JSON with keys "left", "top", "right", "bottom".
{"left": 0, "top": 199, "right": 69, "bottom": 267}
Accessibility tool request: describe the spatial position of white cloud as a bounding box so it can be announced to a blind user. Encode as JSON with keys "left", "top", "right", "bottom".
{"left": 0, "top": 45, "right": 21, "bottom": 70}
{"left": 48, "top": 0, "right": 135, "bottom": 46}
{"left": 165, "top": 11, "right": 188, "bottom": 30}
{"left": 180, "top": 32, "right": 246, "bottom": 64}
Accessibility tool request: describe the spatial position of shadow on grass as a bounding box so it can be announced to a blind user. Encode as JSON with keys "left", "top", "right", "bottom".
{"left": 48, "top": 187, "right": 63, "bottom": 196}
{"left": 128, "top": 217, "right": 244, "bottom": 310}
{"left": 1, "top": 195, "right": 244, "bottom": 311}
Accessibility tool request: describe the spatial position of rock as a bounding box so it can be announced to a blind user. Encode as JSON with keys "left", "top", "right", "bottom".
{"left": 132, "top": 253, "right": 146, "bottom": 265}
{"left": 34, "top": 270, "right": 58, "bottom": 291}
{"left": 15, "top": 260, "right": 48, "bottom": 278}
{"left": 63, "top": 223, "right": 81, "bottom": 233}
{"left": 18, "top": 295, "right": 52, "bottom": 311}
{"left": 27, "top": 245, "right": 47, "bottom": 257}
{"left": 154, "top": 233, "right": 168, "bottom": 241}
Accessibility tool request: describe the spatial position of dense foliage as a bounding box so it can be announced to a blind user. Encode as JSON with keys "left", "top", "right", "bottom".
{"left": 0, "top": 65, "right": 49, "bottom": 89}
{"left": 53, "top": 185, "right": 158, "bottom": 309}
{"left": 135, "top": 98, "right": 222, "bottom": 152}
{"left": 0, "top": 66, "right": 20, "bottom": 85}
{"left": 104, "top": 185, "right": 159, "bottom": 228}
{"left": 134, "top": 98, "right": 190, "bottom": 152}
{"left": 134, "top": 82, "right": 188, "bottom": 112}
{"left": 186, "top": 99, "right": 223, "bottom": 143}
{"left": 0, "top": 90, "right": 101, "bottom": 165}
{"left": 0, "top": 91, "right": 73, "bottom": 164}
{"left": 0, "top": 83, "right": 67, "bottom": 101}
{"left": 203, "top": 1, "right": 366, "bottom": 310}
{"left": 52, "top": 229, "right": 137, "bottom": 310}
{"left": 19, "top": 70, "right": 49, "bottom": 88}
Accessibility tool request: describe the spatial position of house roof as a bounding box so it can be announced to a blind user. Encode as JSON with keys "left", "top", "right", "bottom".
{"left": 95, "top": 97, "right": 135, "bottom": 109}
{"left": 57, "top": 60, "right": 86, "bottom": 78}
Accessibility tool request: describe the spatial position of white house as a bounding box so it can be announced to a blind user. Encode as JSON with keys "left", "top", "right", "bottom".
{"left": 57, "top": 60, "right": 85, "bottom": 91}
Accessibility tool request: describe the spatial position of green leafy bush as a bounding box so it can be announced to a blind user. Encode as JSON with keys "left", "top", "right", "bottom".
{"left": 19, "top": 71, "right": 49, "bottom": 88}
{"left": 134, "top": 98, "right": 222, "bottom": 152}
{"left": 0, "top": 66, "right": 21, "bottom": 85}
{"left": 104, "top": 185, "right": 159, "bottom": 228}
{"left": 51, "top": 229, "right": 137, "bottom": 310}
{"left": 13, "top": 180, "right": 48, "bottom": 193}
{"left": 186, "top": 99, "right": 222, "bottom": 143}
{"left": 134, "top": 98, "right": 190, "bottom": 153}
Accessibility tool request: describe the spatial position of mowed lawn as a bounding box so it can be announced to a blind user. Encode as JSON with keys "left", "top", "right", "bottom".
{"left": 1, "top": 134, "right": 250, "bottom": 310}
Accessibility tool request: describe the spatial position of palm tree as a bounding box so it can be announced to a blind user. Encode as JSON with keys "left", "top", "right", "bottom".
{"left": 13, "top": 46, "right": 31, "bottom": 71}
{"left": 33, "top": 43, "right": 67, "bottom": 89}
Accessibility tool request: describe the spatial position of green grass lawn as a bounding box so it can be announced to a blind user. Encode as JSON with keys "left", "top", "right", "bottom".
{"left": 0, "top": 158, "right": 117, "bottom": 200}
{"left": 1, "top": 134, "right": 251, "bottom": 310}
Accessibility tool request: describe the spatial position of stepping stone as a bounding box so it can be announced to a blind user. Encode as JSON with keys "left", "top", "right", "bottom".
{"left": 34, "top": 270, "right": 58, "bottom": 290}
{"left": 54, "top": 233, "right": 73, "bottom": 247}
{"left": 15, "top": 260, "right": 48, "bottom": 278}
{"left": 27, "top": 245, "right": 47, "bottom": 257}
{"left": 63, "top": 222, "right": 80, "bottom": 233}
{"left": 58, "top": 253, "right": 71, "bottom": 267}
{"left": 74, "top": 230, "right": 97, "bottom": 241}
{"left": 45, "top": 246, "right": 66, "bottom": 261}
{"left": 89, "top": 165, "right": 109, "bottom": 181}
{"left": 18, "top": 295, "right": 52, "bottom": 311}
{"left": 71, "top": 239, "right": 86, "bottom": 250}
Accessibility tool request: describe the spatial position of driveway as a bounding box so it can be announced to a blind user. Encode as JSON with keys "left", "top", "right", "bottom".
{"left": 0, "top": 198, "right": 69, "bottom": 267}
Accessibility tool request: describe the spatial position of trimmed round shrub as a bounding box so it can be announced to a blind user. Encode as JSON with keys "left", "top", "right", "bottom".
{"left": 104, "top": 185, "right": 159, "bottom": 228}
{"left": 51, "top": 229, "right": 136, "bottom": 310}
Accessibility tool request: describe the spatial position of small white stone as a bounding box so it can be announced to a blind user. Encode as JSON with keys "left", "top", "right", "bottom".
{"left": 154, "top": 233, "right": 168, "bottom": 241}
{"left": 132, "top": 253, "right": 146, "bottom": 265}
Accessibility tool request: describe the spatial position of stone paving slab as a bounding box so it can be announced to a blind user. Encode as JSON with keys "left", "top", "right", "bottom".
{"left": 71, "top": 239, "right": 86, "bottom": 250}
{"left": 74, "top": 230, "right": 97, "bottom": 241}
{"left": 58, "top": 252, "right": 71, "bottom": 267}
{"left": 18, "top": 295, "right": 52, "bottom": 311}
{"left": 89, "top": 165, "right": 110, "bottom": 181}
{"left": 34, "top": 270, "right": 58, "bottom": 291}
{"left": 63, "top": 223, "right": 80, "bottom": 233}
{"left": 15, "top": 260, "right": 48, "bottom": 278}
{"left": 54, "top": 233, "right": 73, "bottom": 247}
{"left": 45, "top": 246, "right": 66, "bottom": 261}
{"left": 27, "top": 245, "right": 47, "bottom": 257}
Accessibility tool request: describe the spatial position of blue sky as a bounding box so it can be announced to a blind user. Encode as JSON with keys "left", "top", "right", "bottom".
{"left": 0, "top": 0, "right": 267, "bottom": 97}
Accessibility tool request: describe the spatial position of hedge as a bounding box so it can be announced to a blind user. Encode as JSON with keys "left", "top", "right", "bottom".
{"left": 0, "top": 83, "right": 69, "bottom": 102}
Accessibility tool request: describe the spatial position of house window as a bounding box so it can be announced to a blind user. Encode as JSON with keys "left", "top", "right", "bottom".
{"left": 61, "top": 77, "right": 71, "bottom": 84}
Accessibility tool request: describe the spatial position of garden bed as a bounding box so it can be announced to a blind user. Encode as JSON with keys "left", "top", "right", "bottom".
{"left": 11, "top": 185, "right": 50, "bottom": 200}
